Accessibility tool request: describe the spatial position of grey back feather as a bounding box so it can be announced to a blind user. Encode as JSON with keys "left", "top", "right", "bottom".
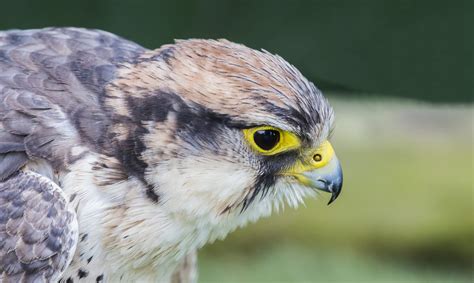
{"left": 0, "top": 171, "right": 78, "bottom": 282}
{"left": 0, "top": 27, "right": 146, "bottom": 179}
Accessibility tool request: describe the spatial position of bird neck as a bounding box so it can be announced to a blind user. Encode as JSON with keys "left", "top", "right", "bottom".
{"left": 60, "top": 153, "right": 269, "bottom": 281}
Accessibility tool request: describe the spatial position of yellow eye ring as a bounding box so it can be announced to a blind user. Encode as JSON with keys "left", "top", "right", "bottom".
{"left": 243, "top": 126, "right": 301, "bottom": 155}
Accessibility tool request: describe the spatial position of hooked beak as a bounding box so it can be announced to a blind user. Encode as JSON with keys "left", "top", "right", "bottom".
{"left": 302, "top": 156, "right": 343, "bottom": 205}
{"left": 286, "top": 141, "right": 343, "bottom": 205}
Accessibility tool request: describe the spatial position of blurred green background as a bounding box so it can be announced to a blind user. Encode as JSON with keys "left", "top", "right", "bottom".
{"left": 2, "top": 1, "right": 472, "bottom": 282}
{"left": 1, "top": 0, "right": 473, "bottom": 102}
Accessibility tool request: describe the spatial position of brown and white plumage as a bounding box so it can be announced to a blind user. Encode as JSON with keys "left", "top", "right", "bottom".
{"left": 0, "top": 27, "right": 342, "bottom": 282}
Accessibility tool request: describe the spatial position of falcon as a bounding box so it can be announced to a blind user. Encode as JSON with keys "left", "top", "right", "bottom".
{"left": 0, "top": 28, "right": 343, "bottom": 282}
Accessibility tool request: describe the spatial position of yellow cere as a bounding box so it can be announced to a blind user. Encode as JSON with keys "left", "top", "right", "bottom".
{"left": 286, "top": 140, "right": 336, "bottom": 177}
{"left": 242, "top": 126, "right": 301, "bottom": 155}
{"left": 311, "top": 140, "right": 335, "bottom": 169}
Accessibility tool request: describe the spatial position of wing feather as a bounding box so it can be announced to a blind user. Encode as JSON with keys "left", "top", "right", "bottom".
{"left": 0, "top": 171, "right": 78, "bottom": 282}
{"left": 0, "top": 27, "right": 146, "bottom": 179}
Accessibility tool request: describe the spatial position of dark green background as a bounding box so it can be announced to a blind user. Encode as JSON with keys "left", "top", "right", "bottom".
{"left": 1, "top": 0, "right": 472, "bottom": 102}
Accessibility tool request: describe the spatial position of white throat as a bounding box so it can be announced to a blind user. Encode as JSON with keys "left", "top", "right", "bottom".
{"left": 57, "top": 153, "right": 312, "bottom": 281}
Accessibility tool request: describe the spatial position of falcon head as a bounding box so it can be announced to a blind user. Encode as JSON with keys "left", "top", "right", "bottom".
{"left": 108, "top": 39, "right": 342, "bottom": 237}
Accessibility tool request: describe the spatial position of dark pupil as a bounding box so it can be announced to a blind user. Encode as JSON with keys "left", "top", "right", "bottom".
{"left": 254, "top": 130, "right": 280, "bottom": 151}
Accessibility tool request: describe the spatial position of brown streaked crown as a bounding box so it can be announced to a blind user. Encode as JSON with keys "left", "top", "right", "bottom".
{"left": 108, "top": 39, "right": 333, "bottom": 141}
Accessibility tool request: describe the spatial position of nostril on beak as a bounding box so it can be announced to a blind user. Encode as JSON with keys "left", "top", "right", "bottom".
{"left": 313, "top": 154, "right": 322, "bottom": 162}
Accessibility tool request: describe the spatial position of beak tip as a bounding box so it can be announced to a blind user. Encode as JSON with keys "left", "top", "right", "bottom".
{"left": 326, "top": 177, "right": 343, "bottom": 205}
{"left": 327, "top": 189, "right": 341, "bottom": 205}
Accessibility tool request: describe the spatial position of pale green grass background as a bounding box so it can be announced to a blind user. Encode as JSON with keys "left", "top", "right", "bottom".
{"left": 198, "top": 97, "right": 473, "bottom": 283}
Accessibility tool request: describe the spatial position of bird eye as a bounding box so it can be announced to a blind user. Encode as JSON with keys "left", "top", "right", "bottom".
{"left": 242, "top": 126, "right": 300, "bottom": 155}
{"left": 253, "top": 130, "right": 280, "bottom": 151}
